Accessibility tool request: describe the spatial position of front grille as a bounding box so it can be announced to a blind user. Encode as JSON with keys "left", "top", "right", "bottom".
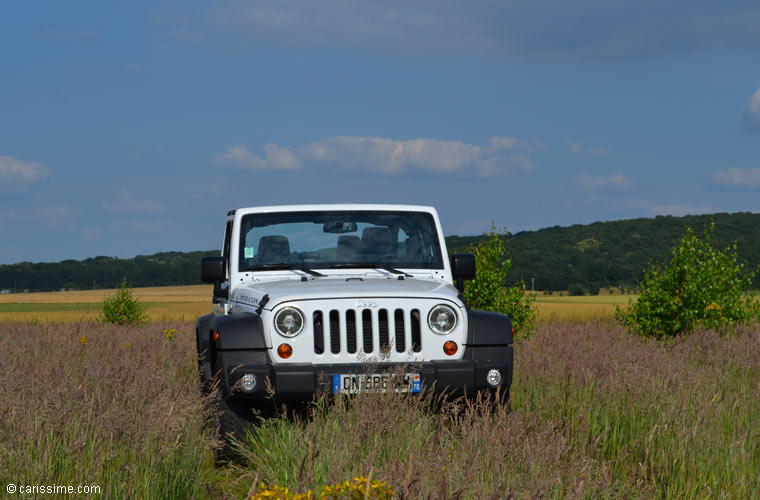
{"left": 313, "top": 307, "right": 421, "bottom": 356}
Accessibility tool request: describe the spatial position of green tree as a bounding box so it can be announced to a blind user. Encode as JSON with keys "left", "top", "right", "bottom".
{"left": 101, "top": 278, "right": 148, "bottom": 325}
{"left": 616, "top": 223, "right": 760, "bottom": 338}
{"left": 463, "top": 224, "right": 537, "bottom": 338}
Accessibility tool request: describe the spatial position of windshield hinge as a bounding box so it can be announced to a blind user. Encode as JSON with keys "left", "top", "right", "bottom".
{"left": 255, "top": 294, "right": 270, "bottom": 315}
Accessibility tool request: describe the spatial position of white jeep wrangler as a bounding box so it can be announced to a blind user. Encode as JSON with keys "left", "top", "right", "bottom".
{"left": 196, "top": 205, "right": 513, "bottom": 441}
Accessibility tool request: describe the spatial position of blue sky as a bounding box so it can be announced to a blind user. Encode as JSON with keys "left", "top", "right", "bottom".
{"left": 2, "top": 1, "right": 760, "bottom": 264}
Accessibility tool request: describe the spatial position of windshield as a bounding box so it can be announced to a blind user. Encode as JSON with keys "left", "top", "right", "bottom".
{"left": 238, "top": 210, "right": 444, "bottom": 270}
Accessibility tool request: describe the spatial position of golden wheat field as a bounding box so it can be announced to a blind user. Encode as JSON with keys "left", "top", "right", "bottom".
{"left": 0, "top": 285, "right": 213, "bottom": 322}
{"left": 0, "top": 285, "right": 633, "bottom": 322}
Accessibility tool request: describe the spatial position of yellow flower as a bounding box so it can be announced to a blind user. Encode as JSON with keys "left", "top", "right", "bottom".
{"left": 250, "top": 477, "right": 392, "bottom": 500}
{"left": 79, "top": 336, "right": 87, "bottom": 346}
{"left": 163, "top": 328, "right": 177, "bottom": 340}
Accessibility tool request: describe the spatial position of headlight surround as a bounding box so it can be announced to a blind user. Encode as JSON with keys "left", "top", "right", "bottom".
{"left": 274, "top": 307, "right": 305, "bottom": 337}
{"left": 428, "top": 304, "right": 457, "bottom": 335}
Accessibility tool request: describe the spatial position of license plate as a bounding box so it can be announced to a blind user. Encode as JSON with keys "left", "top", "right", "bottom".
{"left": 332, "top": 373, "right": 421, "bottom": 394}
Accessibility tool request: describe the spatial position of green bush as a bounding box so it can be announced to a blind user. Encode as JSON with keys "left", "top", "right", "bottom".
{"left": 463, "top": 224, "right": 537, "bottom": 338}
{"left": 101, "top": 278, "right": 148, "bottom": 325}
{"left": 616, "top": 223, "right": 760, "bottom": 338}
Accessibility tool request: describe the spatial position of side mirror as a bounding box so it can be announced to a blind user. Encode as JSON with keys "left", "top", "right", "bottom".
{"left": 200, "top": 256, "right": 225, "bottom": 283}
{"left": 450, "top": 253, "right": 476, "bottom": 292}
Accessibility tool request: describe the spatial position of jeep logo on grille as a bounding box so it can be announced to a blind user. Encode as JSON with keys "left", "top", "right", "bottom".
{"left": 355, "top": 300, "right": 378, "bottom": 309}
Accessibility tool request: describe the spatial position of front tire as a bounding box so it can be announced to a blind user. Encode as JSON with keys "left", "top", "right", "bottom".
{"left": 213, "top": 392, "right": 257, "bottom": 464}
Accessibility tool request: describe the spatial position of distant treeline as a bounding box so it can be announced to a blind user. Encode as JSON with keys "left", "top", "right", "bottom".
{"left": 450, "top": 212, "right": 760, "bottom": 293}
{"left": 2, "top": 212, "right": 759, "bottom": 293}
{"left": 0, "top": 251, "right": 218, "bottom": 293}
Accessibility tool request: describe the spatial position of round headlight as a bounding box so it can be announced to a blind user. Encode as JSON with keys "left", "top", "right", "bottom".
{"left": 428, "top": 304, "right": 457, "bottom": 335}
{"left": 274, "top": 307, "right": 305, "bottom": 337}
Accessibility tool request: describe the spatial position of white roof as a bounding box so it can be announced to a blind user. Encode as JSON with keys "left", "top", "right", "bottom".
{"left": 233, "top": 204, "right": 438, "bottom": 216}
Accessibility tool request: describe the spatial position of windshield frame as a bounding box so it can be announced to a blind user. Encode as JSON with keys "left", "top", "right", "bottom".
{"left": 235, "top": 209, "right": 446, "bottom": 272}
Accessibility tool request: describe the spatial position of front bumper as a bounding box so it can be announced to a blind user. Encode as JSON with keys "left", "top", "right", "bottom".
{"left": 216, "top": 349, "right": 512, "bottom": 401}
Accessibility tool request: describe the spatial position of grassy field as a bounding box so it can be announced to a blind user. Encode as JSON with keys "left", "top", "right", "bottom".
{"left": 2, "top": 318, "right": 758, "bottom": 499}
{"left": 0, "top": 285, "right": 633, "bottom": 322}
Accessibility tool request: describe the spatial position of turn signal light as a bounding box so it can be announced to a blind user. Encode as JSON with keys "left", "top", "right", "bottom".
{"left": 443, "top": 341, "right": 458, "bottom": 356}
{"left": 277, "top": 343, "right": 293, "bottom": 359}
{"left": 213, "top": 331, "right": 220, "bottom": 342}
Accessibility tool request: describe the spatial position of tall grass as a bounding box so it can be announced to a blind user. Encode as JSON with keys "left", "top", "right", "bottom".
{"left": 0, "top": 321, "right": 214, "bottom": 499}
{"left": 230, "top": 321, "right": 760, "bottom": 499}
{"left": 2, "top": 319, "right": 758, "bottom": 498}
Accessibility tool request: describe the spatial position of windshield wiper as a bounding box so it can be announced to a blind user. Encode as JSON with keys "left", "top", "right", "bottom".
{"left": 328, "top": 263, "right": 412, "bottom": 277}
{"left": 242, "top": 263, "right": 325, "bottom": 277}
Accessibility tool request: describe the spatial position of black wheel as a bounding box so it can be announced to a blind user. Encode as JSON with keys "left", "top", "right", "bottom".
{"left": 196, "top": 332, "right": 213, "bottom": 396}
{"left": 213, "top": 392, "right": 257, "bottom": 464}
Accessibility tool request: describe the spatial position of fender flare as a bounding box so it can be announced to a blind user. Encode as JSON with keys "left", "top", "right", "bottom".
{"left": 209, "top": 312, "right": 268, "bottom": 350}
{"left": 196, "top": 313, "right": 214, "bottom": 384}
{"left": 466, "top": 309, "right": 513, "bottom": 346}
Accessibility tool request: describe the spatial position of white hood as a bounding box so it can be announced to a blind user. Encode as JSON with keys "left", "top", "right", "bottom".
{"left": 232, "top": 276, "right": 461, "bottom": 310}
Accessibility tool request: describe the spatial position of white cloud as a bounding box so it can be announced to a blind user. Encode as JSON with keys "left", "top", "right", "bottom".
{"left": 488, "top": 136, "right": 525, "bottom": 150}
{"left": 746, "top": 89, "right": 760, "bottom": 113}
{"left": 217, "top": 135, "right": 537, "bottom": 177}
{"left": 713, "top": 167, "right": 760, "bottom": 188}
{"left": 744, "top": 89, "right": 760, "bottom": 130}
{"left": 105, "top": 191, "right": 164, "bottom": 214}
{"left": 651, "top": 205, "right": 713, "bottom": 217}
{"left": 574, "top": 173, "right": 632, "bottom": 192}
{"left": 0, "top": 155, "right": 50, "bottom": 189}
{"left": 303, "top": 136, "right": 481, "bottom": 174}
{"left": 215, "top": 143, "right": 302, "bottom": 170}
{"left": 304, "top": 136, "right": 535, "bottom": 176}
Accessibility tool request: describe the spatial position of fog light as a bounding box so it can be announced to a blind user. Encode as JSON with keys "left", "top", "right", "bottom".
{"left": 443, "top": 341, "right": 458, "bottom": 356}
{"left": 487, "top": 369, "right": 502, "bottom": 387}
{"left": 277, "top": 343, "right": 293, "bottom": 359}
{"left": 239, "top": 374, "right": 257, "bottom": 393}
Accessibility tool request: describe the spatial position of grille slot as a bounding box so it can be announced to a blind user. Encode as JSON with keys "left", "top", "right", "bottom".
{"left": 362, "top": 309, "right": 373, "bottom": 353}
{"left": 411, "top": 309, "right": 422, "bottom": 352}
{"left": 379, "top": 309, "right": 389, "bottom": 351}
{"left": 313, "top": 311, "right": 324, "bottom": 354}
{"left": 329, "top": 310, "right": 341, "bottom": 354}
{"left": 394, "top": 308, "right": 406, "bottom": 352}
{"left": 346, "top": 309, "right": 357, "bottom": 354}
